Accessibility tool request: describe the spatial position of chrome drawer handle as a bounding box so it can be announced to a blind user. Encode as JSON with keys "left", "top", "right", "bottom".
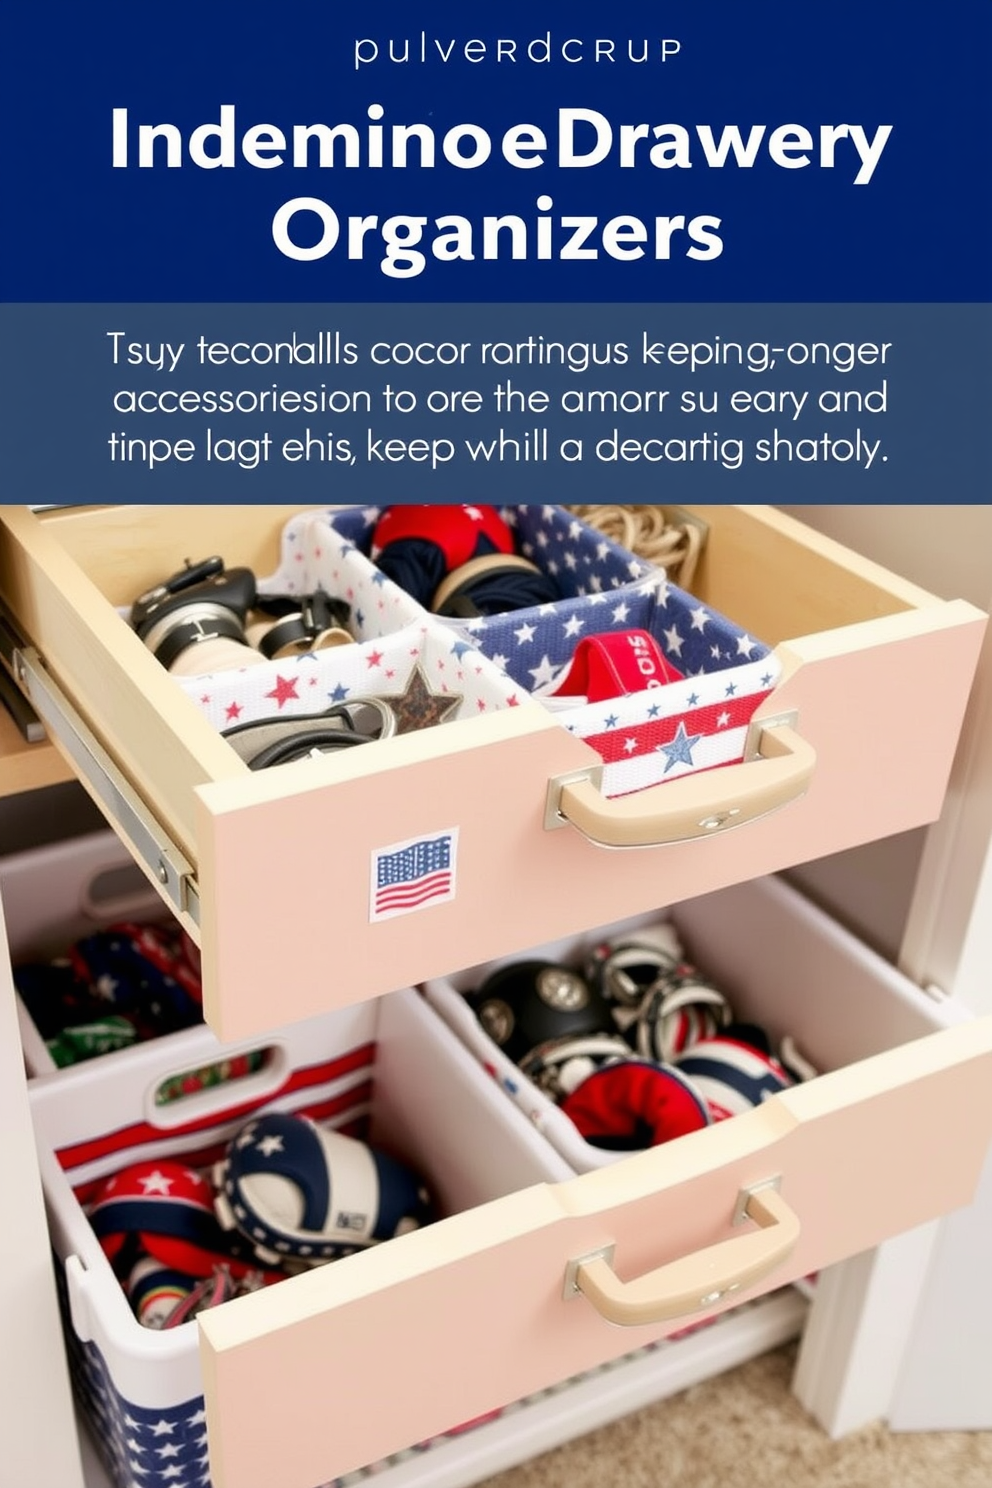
{"left": 565, "top": 1183, "right": 800, "bottom": 1327}
{"left": 547, "top": 723, "right": 816, "bottom": 848}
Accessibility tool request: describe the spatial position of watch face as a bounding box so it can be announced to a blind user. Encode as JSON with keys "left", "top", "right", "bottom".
{"left": 477, "top": 997, "right": 514, "bottom": 1046}
{"left": 536, "top": 966, "right": 589, "bottom": 1012}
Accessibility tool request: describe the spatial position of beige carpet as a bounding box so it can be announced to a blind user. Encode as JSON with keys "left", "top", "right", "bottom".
{"left": 478, "top": 1343, "right": 992, "bottom": 1488}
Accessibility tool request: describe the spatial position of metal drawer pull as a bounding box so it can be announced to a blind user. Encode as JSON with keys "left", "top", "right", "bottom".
{"left": 546, "top": 721, "right": 815, "bottom": 848}
{"left": 566, "top": 1183, "right": 800, "bottom": 1327}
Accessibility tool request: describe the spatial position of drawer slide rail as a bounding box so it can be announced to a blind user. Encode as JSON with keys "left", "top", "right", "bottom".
{"left": 0, "top": 609, "right": 200, "bottom": 927}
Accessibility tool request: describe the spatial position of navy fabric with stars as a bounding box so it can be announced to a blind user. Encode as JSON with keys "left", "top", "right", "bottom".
{"left": 326, "top": 505, "right": 768, "bottom": 693}
{"left": 55, "top": 1257, "right": 214, "bottom": 1488}
{"left": 459, "top": 570, "right": 769, "bottom": 694}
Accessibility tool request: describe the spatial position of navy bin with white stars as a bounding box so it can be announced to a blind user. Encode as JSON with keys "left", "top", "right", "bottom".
{"left": 326, "top": 505, "right": 777, "bottom": 800}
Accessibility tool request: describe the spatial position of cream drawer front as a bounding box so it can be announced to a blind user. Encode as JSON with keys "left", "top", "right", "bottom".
{"left": 0, "top": 504, "right": 985, "bottom": 1041}
{"left": 199, "top": 1023, "right": 992, "bottom": 1488}
{"left": 196, "top": 872, "right": 992, "bottom": 1488}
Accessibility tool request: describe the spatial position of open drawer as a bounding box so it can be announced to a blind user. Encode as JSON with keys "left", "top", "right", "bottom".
{"left": 0, "top": 503, "right": 985, "bottom": 1042}
{"left": 188, "top": 874, "right": 992, "bottom": 1488}
{"left": 29, "top": 873, "right": 992, "bottom": 1488}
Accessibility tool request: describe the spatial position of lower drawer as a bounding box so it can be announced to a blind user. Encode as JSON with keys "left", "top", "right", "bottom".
{"left": 175, "top": 876, "right": 992, "bottom": 1488}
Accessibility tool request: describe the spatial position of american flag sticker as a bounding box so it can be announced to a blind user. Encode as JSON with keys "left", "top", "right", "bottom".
{"left": 370, "top": 829, "right": 458, "bottom": 922}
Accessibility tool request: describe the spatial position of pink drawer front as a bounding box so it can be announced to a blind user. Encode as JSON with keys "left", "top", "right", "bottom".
{"left": 197, "top": 876, "right": 992, "bottom": 1488}
{"left": 0, "top": 504, "right": 985, "bottom": 1041}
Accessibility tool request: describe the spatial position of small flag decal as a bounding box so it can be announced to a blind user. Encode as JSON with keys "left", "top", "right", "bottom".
{"left": 371, "top": 829, "right": 458, "bottom": 921}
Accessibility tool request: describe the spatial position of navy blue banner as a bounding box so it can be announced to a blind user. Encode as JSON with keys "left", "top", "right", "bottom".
{"left": 3, "top": 1, "right": 991, "bottom": 304}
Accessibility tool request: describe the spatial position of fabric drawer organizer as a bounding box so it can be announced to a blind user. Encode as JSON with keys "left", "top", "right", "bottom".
{"left": 29, "top": 988, "right": 574, "bottom": 1488}
{"left": 163, "top": 505, "right": 778, "bottom": 803}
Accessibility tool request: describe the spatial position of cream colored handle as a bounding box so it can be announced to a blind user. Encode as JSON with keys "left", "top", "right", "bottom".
{"left": 572, "top": 1186, "right": 800, "bottom": 1327}
{"left": 556, "top": 724, "right": 815, "bottom": 848}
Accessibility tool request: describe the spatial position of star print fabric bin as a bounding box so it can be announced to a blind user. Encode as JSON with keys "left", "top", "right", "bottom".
{"left": 163, "top": 508, "right": 524, "bottom": 742}
{"left": 138, "top": 505, "right": 777, "bottom": 799}
{"left": 322, "top": 504, "right": 778, "bottom": 799}
{"left": 29, "top": 987, "right": 572, "bottom": 1488}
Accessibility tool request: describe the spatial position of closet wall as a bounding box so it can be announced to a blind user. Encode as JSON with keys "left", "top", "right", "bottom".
{"left": 781, "top": 502, "right": 992, "bottom": 1433}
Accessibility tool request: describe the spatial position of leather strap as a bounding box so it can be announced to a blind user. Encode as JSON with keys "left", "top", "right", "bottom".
{"left": 222, "top": 699, "right": 395, "bottom": 769}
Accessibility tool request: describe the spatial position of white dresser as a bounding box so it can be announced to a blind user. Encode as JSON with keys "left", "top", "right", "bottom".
{"left": 2, "top": 503, "right": 990, "bottom": 1488}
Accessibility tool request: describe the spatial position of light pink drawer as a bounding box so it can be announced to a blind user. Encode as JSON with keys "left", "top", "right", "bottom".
{"left": 0, "top": 503, "right": 985, "bottom": 1041}
{"left": 195, "top": 877, "right": 992, "bottom": 1488}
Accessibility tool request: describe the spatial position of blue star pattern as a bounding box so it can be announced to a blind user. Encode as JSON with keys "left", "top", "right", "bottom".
{"left": 658, "top": 721, "right": 703, "bottom": 773}
{"left": 159, "top": 507, "right": 771, "bottom": 778}
{"left": 464, "top": 567, "right": 770, "bottom": 695}
{"left": 309, "top": 506, "right": 765, "bottom": 695}
{"left": 327, "top": 504, "right": 652, "bottom": 610}
{"left": 54, "top": 1254, "right": 215, "bottom": 1488}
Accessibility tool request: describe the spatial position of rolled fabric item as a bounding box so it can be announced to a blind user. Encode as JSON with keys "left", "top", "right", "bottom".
{"left": 122, "top": 921, "right": 204, "bottom": 1005}
{"left": 371, "top": 504, "right": 516, "bottom": 605}
{"left": 586, "top": 922, "right": 685, "bottom": 1010}
{"left": 673, "top": 1023, "right": 794, "bottom": 1122}
{"left": 70, "top": 921, "right": 204, "bottom": 1038}
{"left": 213, "top": 1111, "right": 435, "bottom": 1267}
{"left": 632, "top": 972, "right": 733, "bottom": 1064}
{"left": 465, "top": 958, "right": 615, "bottom": 1067}
{"left": 560, "top": 1059, "right": 712, "bottom": 1151}
{"left": 538, "top": 630, "right": 684, "bottom": 704}
{"left": 14, "top": 960, "right": 91, "bottom": 1039}
{"left": 431, "top": 552, "right": 561, "bottom": 618}
{"left": 518, "top": 1031, "right": 635, "bottom": 1101}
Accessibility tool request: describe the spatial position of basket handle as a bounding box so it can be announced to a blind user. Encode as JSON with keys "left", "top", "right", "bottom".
{"left": 548, "top": 723, "right": 815, "bottom": 848}
{"left": 143, "top": 1039, "right": 289, "bottom": 1127}
{"left": 79, "top": 858, "right": 166, "bottom": 924}
{"left": 567, "top": 1182, "right": 799, "bottom": 1326}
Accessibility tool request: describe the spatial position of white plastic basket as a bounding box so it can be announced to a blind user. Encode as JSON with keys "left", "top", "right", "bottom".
{"left": 30, "top": 986, "right": 572, "bottom": 1488}
{"left": 2, "top": 830, "right": 183, "bottom": 1077}
{"left": 423, "top": 874, "right": 968, "bottom": 1175}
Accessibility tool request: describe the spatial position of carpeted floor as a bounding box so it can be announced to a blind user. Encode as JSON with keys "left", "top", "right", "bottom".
{"left": 478, "top": 1343, "right": 992, "bottom": 1488}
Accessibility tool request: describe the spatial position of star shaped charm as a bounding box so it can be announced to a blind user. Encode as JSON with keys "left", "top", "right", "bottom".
{"left": 376, "top": 664, "right": 462, "bottom": 734}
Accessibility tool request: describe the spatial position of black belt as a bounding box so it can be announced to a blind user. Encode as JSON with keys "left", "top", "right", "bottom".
{"left": 222, "top": 699, "right": 395, "bottom": 770}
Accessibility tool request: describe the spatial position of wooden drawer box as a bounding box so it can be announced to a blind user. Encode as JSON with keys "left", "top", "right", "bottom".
{"left": 0, "top": 503, "right": 985, "bottom": 1042}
